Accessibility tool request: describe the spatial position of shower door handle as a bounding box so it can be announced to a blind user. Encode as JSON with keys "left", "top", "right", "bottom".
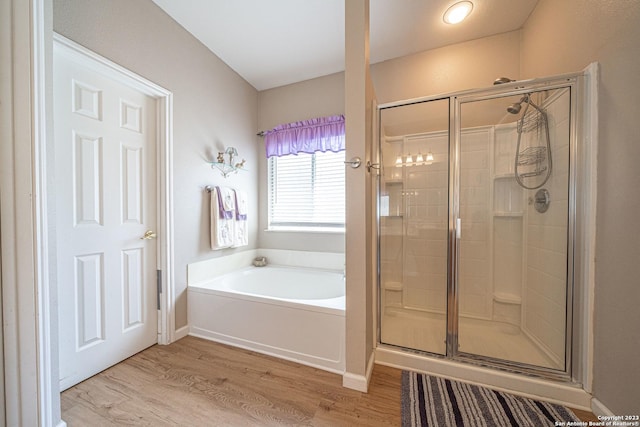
{"left": 456, "top": 218, "right": 461, "bottom": 239}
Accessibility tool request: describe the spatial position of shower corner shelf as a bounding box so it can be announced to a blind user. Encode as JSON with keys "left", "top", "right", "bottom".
{"left": 493, "top": 211, "right": 523, "bottom": 217}
{"left": 493, "top": 292, "right": 522, "bottom": 305}
{"left": 383, "top": 281, "right": 403, "bottom": 291}
{"left": 493, "top": 173, "right": 516, "bottom": 180}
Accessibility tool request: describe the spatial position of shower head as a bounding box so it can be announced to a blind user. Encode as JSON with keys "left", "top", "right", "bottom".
{"left": 507, "top": 102, "right": 522, "bottom": 114}
{"left": 507, "top": 95, "right": 529, "bottom": 114}
{"left": 493, "top": 77, "right": 515, "bottom": 85}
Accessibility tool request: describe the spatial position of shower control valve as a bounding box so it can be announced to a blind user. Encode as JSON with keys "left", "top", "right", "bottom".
{"left": 530, "top": 188, "right": 550, "bottom": 213}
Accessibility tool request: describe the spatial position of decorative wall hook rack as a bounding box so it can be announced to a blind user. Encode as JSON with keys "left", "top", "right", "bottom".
{"left": 209, "top": 146, "right": 246, "bottom": 178}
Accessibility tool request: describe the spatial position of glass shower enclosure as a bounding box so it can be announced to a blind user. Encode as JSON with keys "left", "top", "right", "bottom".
{"left": 377, "top": 77, "right": 577, "bottom": 378}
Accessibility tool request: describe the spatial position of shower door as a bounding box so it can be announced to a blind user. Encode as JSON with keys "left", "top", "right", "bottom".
{"left": 378, "top": 98, "right": 450, "bottom": 355}
{"left": 455, "top": 87, "right": 572, "bottom": 372}
{"left": 377, "top": 81, "right": 575, "bottom": 377}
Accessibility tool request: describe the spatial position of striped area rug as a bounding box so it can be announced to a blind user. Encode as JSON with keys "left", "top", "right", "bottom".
{"left": 402, "top": 371, "right": 581, "bottom": 427}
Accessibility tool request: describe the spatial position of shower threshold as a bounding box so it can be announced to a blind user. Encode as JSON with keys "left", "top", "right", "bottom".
{"left": 381, "top": 309, "right": 561, "bottom": 370}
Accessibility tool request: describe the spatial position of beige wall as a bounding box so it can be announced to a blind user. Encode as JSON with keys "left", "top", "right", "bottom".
{"left": 371, "top": 8, "right": 640, "bottom": 411}
{"left": 257, "top": 73, "right": 345, "bottom": 253}
{"left": 53, "top": 0, "right": 259, "bottom": 329}
{"left": 521, "top": 0, "right": 640, "bottom": 414}
{"left": 371, "top": 31, "right": 521, "bottom": 105}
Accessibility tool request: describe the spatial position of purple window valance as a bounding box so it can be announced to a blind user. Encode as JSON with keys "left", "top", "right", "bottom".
{"left": 264, "top": 115, "right": 345, "bottom": 158}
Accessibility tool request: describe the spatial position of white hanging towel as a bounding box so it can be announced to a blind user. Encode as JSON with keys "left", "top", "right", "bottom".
{"left": 232, "top": 190, "right": 248, "bottom": 247}
{"left": 210, "top": 186, "right": 236, "bottom": 250}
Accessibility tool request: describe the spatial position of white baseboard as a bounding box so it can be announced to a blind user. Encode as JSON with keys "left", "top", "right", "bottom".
{"left": 342, "top": 372, "right": 368, "bottom": 392}
{"left": 57, "top": 421, "right": 68, "bottom": 427}
{"left": 591, "top": 398, "right": 614, "bottom": 417}
{"left": 342, "top": 351, "right": 376, "bottom": 392}
{"left": 173, "top": 324, "right": 190, "bottom": 341}
{"left": 366, "top": 351, "right": 375, "bottom": 386}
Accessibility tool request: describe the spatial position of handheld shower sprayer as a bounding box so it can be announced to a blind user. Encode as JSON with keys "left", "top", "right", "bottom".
{"left": 505, "top": 92, "right": 553, "bottom": 190}
{"left": 491, "top": 77, "right": 553, "bottom": 190}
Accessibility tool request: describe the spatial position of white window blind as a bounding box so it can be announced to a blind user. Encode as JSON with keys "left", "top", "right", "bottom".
{"left": 268, "top": 150, "right": 345, "bottom": 231}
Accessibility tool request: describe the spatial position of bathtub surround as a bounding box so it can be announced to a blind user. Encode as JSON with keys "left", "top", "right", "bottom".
{"left": 187, "top": 250, "right": 345, "bottom": 373}
{"left": 189, "top": 267, "right": 344, "bottom": 373}
{"left": 188, "top": 249, "right": 345, "bottom": 284}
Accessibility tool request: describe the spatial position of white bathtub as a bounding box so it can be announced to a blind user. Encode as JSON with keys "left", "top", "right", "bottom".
{"left": 188, "top": 264, "right": 345, "bottom": 373}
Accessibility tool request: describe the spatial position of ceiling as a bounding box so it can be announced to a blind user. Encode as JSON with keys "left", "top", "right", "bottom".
{"left": 151, "top": 0, "right": 538, "bottom": 91}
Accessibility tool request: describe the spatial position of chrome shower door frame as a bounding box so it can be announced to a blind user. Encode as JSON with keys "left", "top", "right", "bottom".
{"left": 377, "top": 72, "right": 584, "bottom": 382}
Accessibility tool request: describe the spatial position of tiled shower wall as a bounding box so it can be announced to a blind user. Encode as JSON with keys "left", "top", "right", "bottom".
{"left": 400, "top": 129, "right": 493, "bottom": 319}
{"left": 458, "top": 128, "right": 493, "bottom": 319}
{"left": 492, "top": 125, "right": 524, "bottom": 325}
{"left": 403, "top": 133, "right": 449, "bottom": 314}
{"left": 523, "top": 89, "right": 571, "bottom": 364}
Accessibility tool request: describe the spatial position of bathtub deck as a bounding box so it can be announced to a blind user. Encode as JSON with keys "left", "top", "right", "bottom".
{"left": 61, "top": 336, "right": 599, "bottom": 426}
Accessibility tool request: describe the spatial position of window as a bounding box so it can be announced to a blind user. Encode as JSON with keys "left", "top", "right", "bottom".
{"left": 264, "top": 114, "right": 345, "bottom": 232}
{"left": 268, "top": 150, "right": 345, "bottom": 231}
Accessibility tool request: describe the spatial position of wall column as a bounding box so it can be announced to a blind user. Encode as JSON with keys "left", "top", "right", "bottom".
{"left": 343, "top": 0, "right": 376, "bottom": 392}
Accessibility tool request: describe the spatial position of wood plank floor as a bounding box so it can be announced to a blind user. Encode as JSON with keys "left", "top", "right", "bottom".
{"left": 61, "top": 336, "right": 598, "bottom": 426}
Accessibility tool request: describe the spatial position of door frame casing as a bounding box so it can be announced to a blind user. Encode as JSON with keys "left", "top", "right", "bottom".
{"left": 1, "top": 4, "right": 175, "bottom": 422}
{"left": 1, "top": 0, "right": 55, "bottom": 424}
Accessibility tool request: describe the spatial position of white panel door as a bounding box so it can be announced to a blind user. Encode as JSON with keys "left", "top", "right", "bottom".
{"left": 54, "top": 47, "right": 158, "bottom": 391}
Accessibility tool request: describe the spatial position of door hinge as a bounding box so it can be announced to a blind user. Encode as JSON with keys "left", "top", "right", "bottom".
{"left": 156, "top": 269, "right": 162, "bottom": 310}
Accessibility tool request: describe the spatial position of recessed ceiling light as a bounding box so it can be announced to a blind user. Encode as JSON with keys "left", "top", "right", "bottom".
{"left": 443, "top": 1, "right": 473, "bottom": 25}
